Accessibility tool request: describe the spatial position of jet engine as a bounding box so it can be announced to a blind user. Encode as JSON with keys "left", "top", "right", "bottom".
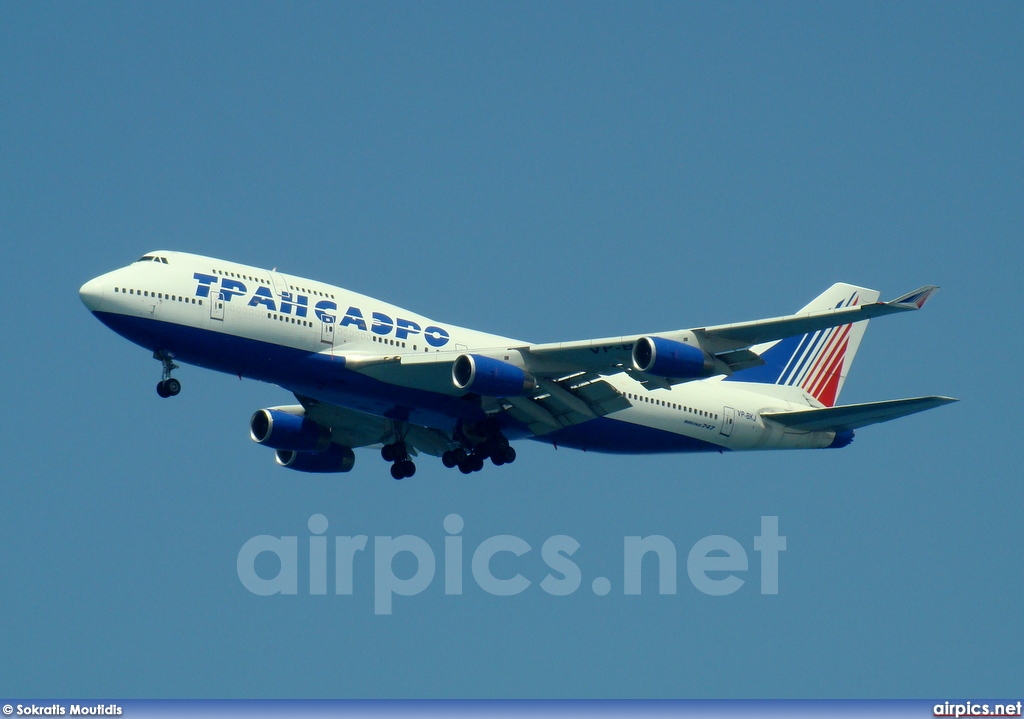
{"left": 452, "top": 354, "right": 536, "bottom": 397}
{"left": 275, "top": 445, "right": 356, "bottom": 473}
{"left": 250, "top": 408, "right": 331, "bottom": 452}
{"left": 632, "top": 336, "right": 714, "bottom": 379}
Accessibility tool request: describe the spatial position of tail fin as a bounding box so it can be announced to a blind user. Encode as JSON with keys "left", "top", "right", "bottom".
{"left": 725, "top": 283, "right": 880, "bottom": 407}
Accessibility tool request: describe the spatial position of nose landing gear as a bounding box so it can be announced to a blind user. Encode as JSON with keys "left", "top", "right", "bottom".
{"left": 154, "top": 350, "right": 181, "bottom": 398}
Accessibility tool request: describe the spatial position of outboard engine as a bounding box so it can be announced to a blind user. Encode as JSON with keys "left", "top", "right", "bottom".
{"left": 632, "top": 336, "right": 714, "bottom": 379}
{"left": 250, "top": 408, "right": 331, "bottom": 452}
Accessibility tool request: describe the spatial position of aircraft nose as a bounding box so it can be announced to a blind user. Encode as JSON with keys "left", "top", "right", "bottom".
{"left": 79, "top": 276, "right": 106, "bottom": 312}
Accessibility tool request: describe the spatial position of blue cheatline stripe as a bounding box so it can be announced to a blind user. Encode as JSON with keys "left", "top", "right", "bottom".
{"left": 92, "top": 311, "right": 491, "bottom": 430}
{"left": 531, "top": 417, "right": 725, "bottom": 455}
{"left": 91, "top": 311, "right": 723, "bottom": 455}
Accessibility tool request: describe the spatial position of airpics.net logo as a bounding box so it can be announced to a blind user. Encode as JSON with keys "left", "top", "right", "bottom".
{"left": 236, "top": 515, "right": 787, "bottom": 615}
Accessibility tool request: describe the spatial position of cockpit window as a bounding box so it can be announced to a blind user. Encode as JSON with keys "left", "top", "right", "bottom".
{"left": 136, "top": 255, "right": 155, "bottom": 262}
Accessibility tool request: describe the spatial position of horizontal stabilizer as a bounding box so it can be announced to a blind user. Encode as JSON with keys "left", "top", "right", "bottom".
{"left": 761, "top": 396, "right": 958, "bottom": 432}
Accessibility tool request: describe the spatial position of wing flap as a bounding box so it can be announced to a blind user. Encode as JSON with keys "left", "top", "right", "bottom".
{"left": 503, "top": 377, "right": 631, "bottom": 435}
{"left": 296, "top": 394, "right": 454, "bottom": 457}
{"left": 761, "top": 396, "right": 957, "bottom": 432}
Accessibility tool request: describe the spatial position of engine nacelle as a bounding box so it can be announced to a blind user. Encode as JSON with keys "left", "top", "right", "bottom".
{"left": 452, "top": 354, "right": 536, "bottom": 397}
{"left": 632, "top": 336, "right": 714, "bottom": 379}
{"left": 827, "top": 429, "right": 855, "bottom": 449}
{"left": 275, "top": 445, "right": 356, "bottom": 473}
{"left": 250, "top": 409, "right": 331, "bottom": 452}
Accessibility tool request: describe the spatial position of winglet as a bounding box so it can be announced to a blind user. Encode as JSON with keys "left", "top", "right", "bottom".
{"left": 888, "top": 285, "right": 939, "bottom": 309}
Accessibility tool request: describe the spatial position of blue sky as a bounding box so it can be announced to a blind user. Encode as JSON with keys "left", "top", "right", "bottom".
{"left": 1, "top": 2, "right": 1021, "bottom": 698}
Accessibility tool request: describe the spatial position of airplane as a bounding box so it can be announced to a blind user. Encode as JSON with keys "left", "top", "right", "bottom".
{"left": 79, "top": 251, "right": 957, "bottom": 479}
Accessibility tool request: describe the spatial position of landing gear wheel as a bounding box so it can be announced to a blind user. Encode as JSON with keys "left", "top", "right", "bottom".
{"left": 390, "top": 460, "right": 415, "bottom": 480}
{"left": 489, "top": 445, "right": 515, "bottom": 466}
{"left": 442, "top": 451, "right": 458, "bottom": 469}
{"left": 381, "top": 444, "right": 396, "bottom": 462}
{"left": 156, "top": 380, "right": 170, "bottom": 398}
{"left": 165, "top": 378, "right": 181, "bottom": 396}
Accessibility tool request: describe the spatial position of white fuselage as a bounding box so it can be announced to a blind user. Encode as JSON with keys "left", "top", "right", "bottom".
{"left": 80, "top": 251, "right": 841, "bottom": 455}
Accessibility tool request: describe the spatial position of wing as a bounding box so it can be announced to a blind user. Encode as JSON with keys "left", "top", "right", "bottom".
{"left": 522, "top": 284, "right": 940, "bottom": 371}
{"left": 293, "top": 394, "right": 455, "bottom": 457}
{"left": 760, "top": 396, "right": 958, "bottom": 432}
{"left": 330, "top": 284, "right": 939, "bottom": 432}
{"left": 342, "top": 353, "right": 632, "bottom": 435}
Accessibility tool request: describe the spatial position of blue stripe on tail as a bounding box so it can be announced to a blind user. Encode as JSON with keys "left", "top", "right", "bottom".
{"left": 725, "top": 295, "right": 854, "bottom": 387}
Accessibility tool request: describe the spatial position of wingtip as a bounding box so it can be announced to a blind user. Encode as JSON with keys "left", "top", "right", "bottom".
{"left": 890, "top": 285, "right": 940, "bottom": 309}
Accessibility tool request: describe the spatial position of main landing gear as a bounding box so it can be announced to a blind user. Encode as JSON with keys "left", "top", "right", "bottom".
{"left": 441, "top": 440, "right": 517, "bottom": 474}
{"left": 154, "top": 350, "right": 181, "bottom": 398}
{"left": 441, "top": 419, "right": 517, "bottom": 474}
{"left": 381, "top": 442, "right": 416, "bottom": 480}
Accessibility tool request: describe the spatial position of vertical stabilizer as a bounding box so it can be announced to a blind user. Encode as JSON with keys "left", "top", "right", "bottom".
{"left": 725, "top": 283, "right": 880, "bottom": 406}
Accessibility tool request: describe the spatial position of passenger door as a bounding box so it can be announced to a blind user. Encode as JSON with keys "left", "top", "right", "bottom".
{"left": 210, "top": 292, "right": 225, "bottom": 321}
{"left": 720, "top": 406, "right": 735, "bottom": 437}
